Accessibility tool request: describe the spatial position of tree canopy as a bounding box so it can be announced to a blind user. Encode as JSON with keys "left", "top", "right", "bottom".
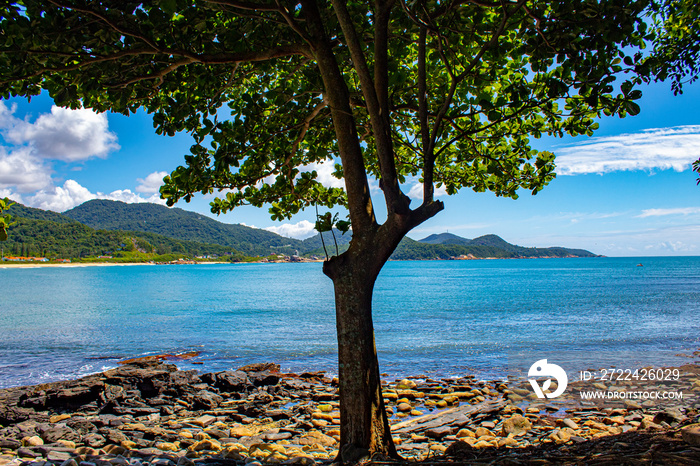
{"left": 0, "top": 0, "right": 668, "bottom": 460}
{"left": 0, "top": 198, "right": 15, "bottom": 241}
{"left": 1, "top": 0, "right": 650, "bottom": 226}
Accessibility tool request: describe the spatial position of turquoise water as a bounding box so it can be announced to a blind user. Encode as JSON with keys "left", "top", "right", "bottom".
{"left": 1, "top": 257, "right": 699, "bottom": 388}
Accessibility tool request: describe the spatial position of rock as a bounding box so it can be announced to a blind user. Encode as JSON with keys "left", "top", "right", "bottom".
{"left": 46, "top": 451, "right": 72, "bottom": 462}
{"left": 40, "top": 424, "right": 78, "bottom": 443}
{"left": 624, "top": 400, "right": 642, "bottom": 410}
{"left": 238, "top": 362, "right": 280, "bottom": 373}
{"left": 56, "top": 440, "right": 76, "bottom": 449}
{"left": 188, "top": 439, "right": 222, "bottom": 452}
{"left": 155, "top": 442, "right": 179, "bottom": 452}
{"left": 317, "top": 404, "right": 333, "bottom": 413}
{"left": 103, "top": 444, "right": 127, "bottom": 455}
{"left": 190, "top": 415, "right": 217, "bottom": 428}
{"left": 653, "top": 409, "right": 686, "bottom": 425}
{"left": 456, "top": 428, "right": 475, "bottom": 439}
{"left": 298, "top": 431, "right": 336, "bottom": 447}
{"left": 176, "top": 457, "right": 195, "bottom": 466}
{"left": 229, "top": 425, "right": 256, "bottom": 437}
{"left": 22, "top": 436, "right": 44, "bottom": 447}
{"left": 50, "top": 414, "right": 72, "bottom": 424}
{"left": 191, "top": 391, "right": 223, "bottom": 410}
{"left": 444, "top": 440, "right": 473, "bottom": 457}
{"left": 562, "top": 418, "right": 578, "bottom": 430}
{"left": 474, "top": 427, "right": 492, "bottom": 438}
{"left": 397, "top": 403, "right": 412, "bottom": 413}
{"left": 74, "top": 447, "right": 99, "bottom": 456}
{"left": 81, "top": 433, "right": 106, "bottom": 448}
{"left": 0, "top": 438, "right": 20, "bottom": 449}
{"left": 498, "top": 437, "right": 518, "bottom": 447}
{"left": 640, "top": 418, "right": 662, "bottom": 430}
{"left": 501, "top": 415, "right": 532, "bottom": 436}
{"left": 396, "top": 379, "right": 417, "bottom": 390}
{"left": 425, "top": 426, "right": 452, "bottom": 439}
{"left": 681, "top": 424, "right": 700, "bottom": 446}
{"left": 247, "top": 371, "right": 280, "bottom": 387}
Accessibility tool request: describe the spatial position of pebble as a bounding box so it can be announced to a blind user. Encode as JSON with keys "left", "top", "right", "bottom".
{"left": 0, "top": 359, "right": 696, "bottom": 465}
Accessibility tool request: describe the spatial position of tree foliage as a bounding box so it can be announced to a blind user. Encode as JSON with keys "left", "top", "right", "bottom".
{"left": 642, "top": 0, "right": 700, "bottom": 94}
{"left": 0, "top": 198, "right": 15, "bottom": 241}
{"left": 0, "top": 0, "right": 659, "bottom": 458}
{"left": 1, "top": 0, "right": 650, "bottom": 224}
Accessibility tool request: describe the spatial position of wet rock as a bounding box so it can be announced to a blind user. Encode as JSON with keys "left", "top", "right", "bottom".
{"left": 501, "top": 415, "right": 532, "bottom": 436}
{"left": 200, "top": 371, "right": 250, "bottom": 393}
{"left": 237, "top": 363, "right": 280, "bottom": 373}
{"left": 246, "top": 371, "right": 280, "bottom": 387}
{"left": 191, "top": 391, "right": 223, "bottom": 410}
{"left": 425, "top": 426, "right": 452, "bottom": 439}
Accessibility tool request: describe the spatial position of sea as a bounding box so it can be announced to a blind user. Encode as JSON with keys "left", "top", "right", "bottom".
{"left": 1, "top": 257, "right": 699, "bottom": 389}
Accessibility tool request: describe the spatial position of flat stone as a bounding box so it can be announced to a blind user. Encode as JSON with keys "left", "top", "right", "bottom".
{"left": 681, "top": 424, "right": 700, "bottom": 446}
{"left": 191, "top": 415, "right": 216, "bottom": 428}
{"left": 46, "top": 451, "right": 72, "bottom": 462}
{"left": 562, "top": 419, "right": 578, "bottom": 430}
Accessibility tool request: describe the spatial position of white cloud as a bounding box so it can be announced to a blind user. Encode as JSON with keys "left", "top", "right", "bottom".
{"left": 0, "top": 102, "right": 119, "bottom": 162}
{"left": 303, "top": 159, "right": 345, "bottom": 189}
{"left": 407, "top": 182, "right": 448, "bottom": 200}
{"left": 136, "top": 171, "right": 168, "bottom": 193}
{"left": 25, "top": 180, "right": 167, "bottom": 212}
{"left": 0, "top": 146, "right": 53, "bottom": 193}
{"left": 555, "top": 125, "right": 700, "bottom": 175}
{"left": 264, "top": 220, "right": 317, "bottom": 239}
{"left": 637, "top": 207, "right": 700, "bottom": 218}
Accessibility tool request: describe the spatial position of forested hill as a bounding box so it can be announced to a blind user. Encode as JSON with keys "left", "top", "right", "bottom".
{"left": 6, "top": 200, "right": 598, "bottom": 260}
{"left": 3, "top": 207, "right": 247, "bottom": 262}
{"left": 396, "top": 233, "right": 599, "bottom": 260}
{"left": 63, "top": 199, "right": 306, "bottom": 256}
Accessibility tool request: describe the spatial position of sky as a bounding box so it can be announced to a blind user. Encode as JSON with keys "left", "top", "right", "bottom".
{"left": 1, "top": 78, "right": 699, "bottom": 257}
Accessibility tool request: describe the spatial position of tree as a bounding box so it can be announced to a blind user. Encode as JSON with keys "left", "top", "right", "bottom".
{"left": 640, "top": 0, "right": 700, "bottom": 185}
{"left": 0, "top": 198, "right": 15, "bottom": 242}
{"left": 1, "top": 1, "right": 653, "bottom": 461}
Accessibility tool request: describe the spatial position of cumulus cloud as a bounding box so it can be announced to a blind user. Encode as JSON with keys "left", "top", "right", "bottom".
{"left": 637, "top": 207, "right": 700, "bottom": 218}
{"left": 26, "top": 180, "right": 166, "bottom": 212}
{"left": 407, "top": 182, "right": 448, "bottom": 200}
{"left": 0, "top": 102, "right": 119, "bottom": 162}
{"left": 554, "top": 126, "right": 700, "bottom": 175}
{"left": 302, "top": 159, "right": 345, "bottom": 189}
{"left": 136, "top": 171, "right": 168, "bottom": 193}
{"left": 264, "top": 220, "right": 317, "bottom": 239}
{"left": 0, "top": 146, "right": 53, "bottom": 193}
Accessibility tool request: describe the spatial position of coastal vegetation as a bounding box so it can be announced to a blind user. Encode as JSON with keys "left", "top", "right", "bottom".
{"left": 3, "top": 203, "right": 247, "bottom": 262}
{"left": 1, "top": 0, "right": 695, "bottom": 460}
{"left": 5, "top": 200, "right": 596, "bottom": 262}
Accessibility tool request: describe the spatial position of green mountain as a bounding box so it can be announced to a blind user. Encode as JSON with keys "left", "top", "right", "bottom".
{"left": 64, "top": 199, "right": 305, "bottom": 257}
{"left": 4, "top": 203, "right": 247, "bottom": 261}
{"left": 7, "top": 202, "right": 78, "bottom": 224}
{"left": 419, "top": 233, "right": 472, "bottom": 246}
{"left": 407, "top": 232, "right": 599, "bottom": 259}
{"left": 6, "top": 200, "right": 597, "bottom": 261}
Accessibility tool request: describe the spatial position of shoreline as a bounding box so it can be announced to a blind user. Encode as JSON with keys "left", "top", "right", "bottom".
{"left": 0, "top": 360, "right": 698, "bottom": 465}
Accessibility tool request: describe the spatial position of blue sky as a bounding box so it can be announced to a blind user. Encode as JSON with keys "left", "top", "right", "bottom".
{"left": 1, "top": 78, "right": 699, "bottom": 257}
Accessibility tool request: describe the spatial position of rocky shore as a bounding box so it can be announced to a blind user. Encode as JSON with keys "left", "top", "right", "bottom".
{"left": 0, "top": 361, "right": 698, "bottom": 465}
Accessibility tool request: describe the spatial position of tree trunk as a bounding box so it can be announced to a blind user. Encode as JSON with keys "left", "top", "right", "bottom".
{"left": 323, "top": 249, "right": 399, "bottom": 463}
